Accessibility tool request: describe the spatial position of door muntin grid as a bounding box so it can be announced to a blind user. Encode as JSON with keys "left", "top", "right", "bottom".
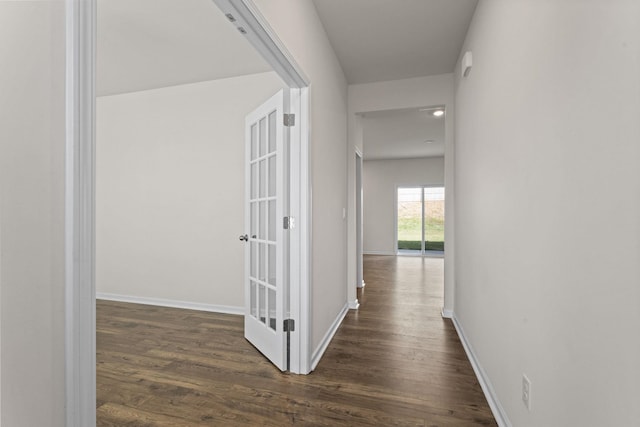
{"left": 248, "top": 111, "right": 278, "bottom": 332}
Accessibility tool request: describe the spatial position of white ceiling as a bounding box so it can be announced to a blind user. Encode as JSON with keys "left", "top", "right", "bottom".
{"left": 361, "top": 107, "right": 445, "bottom": 160}
{"left": 97, "top": 0, "right": 271, "bottom": 96}
{"left": 98, "top": 0, "right": 463, "bottom": 161}
{"left": 312, "top": 0, "right": 478, "bottom": 84}
{"left": 98, "top": 0, "right": 478, "bottom": 93}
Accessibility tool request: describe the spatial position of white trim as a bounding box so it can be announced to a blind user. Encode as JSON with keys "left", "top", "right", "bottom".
{"left": 354, "top": 150, "right": 364, "bottom": 296}
{"left": 451, "top": 314, "right": 511, "bottom": 427}
{"left": 0, "top": 165, "right": 2, "bottom": 425}
{"left": 299, "top": 87, "right": 311, "bottom": 374}
{"left": 349, "top": 86, "right": 456, "bottom": 320}
{"left": 363, "top": 250, "right": 396, "bottom": 256}
{"left": 213, "top": 0, "right": 308, "bottom": 88}
{"left": 241, "top": 1, "right": 309, "bottom": 87}
{"left": 348, "top": 299, "right": 360, "bottom": 310}
{"left": 65, "top": 0, "right": 96, "bottom": 425}
{"left": 310, "top": 303, "right": 349, "bottom": 371}
{"left": 441, "top": 308, "right": 453, "bottom": 318}
{"left": 69, "top": 3, "right": 313, "bottom": 422}
{"left": 182, "top": 0, "right": 313, "bottom": 374}
{"left": 96, "top": 293, "right": 243, "bottom": 315}
{"left": 288, "top": 87, "right": 312, "bottom": 374}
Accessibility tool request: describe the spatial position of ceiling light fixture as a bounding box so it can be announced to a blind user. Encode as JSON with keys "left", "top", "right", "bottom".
{"left": 424, "top": 140, "right": 435, "bottom": 144}
{"left": 418, "top": 107, "right": 446, "bottom": 117}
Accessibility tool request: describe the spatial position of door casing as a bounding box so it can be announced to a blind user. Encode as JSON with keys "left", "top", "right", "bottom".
{"left": 355, "top": 149, "right": 364, "bottom": 290}
{"left": 64, "top": 0, "right": 312, "bottom": 425}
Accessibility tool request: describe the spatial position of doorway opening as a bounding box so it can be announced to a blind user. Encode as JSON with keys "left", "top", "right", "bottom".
{"left": 65, "top": 0, "right": 311, "bottom": 423}
{"left": 355, "top": 150, "right": 364, "bottom": 290}
{"left": 397, "top": 186, "right": 445, "bottom": 256}
{"left": 353, "top": 104, "right": 448, "bottom": 313}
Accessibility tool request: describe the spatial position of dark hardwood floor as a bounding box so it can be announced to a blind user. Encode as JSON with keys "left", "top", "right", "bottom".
{"left": 97, "top": 255, "right": 496, "bottom": 426}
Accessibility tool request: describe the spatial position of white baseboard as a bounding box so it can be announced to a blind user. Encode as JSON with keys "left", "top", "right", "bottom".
{"left": 441, "top": 308, "right": 453, "bottom": 318}
{"left": 450, "top": 314, "right": 511, "bottom": 427}
{"left": 96, "top": 292, "right": 244, "bottom": 316}
{"left": 348, "top": 299, "right": 360, "bottom": 310}
{"left": 357, "top": 280, "right": 366, "bottom": 288}
{"left": 363, "top": 250, "right": 396, "bottom": 256}
{"left": 310, "top": 302, "right": 349, "bottom": 370}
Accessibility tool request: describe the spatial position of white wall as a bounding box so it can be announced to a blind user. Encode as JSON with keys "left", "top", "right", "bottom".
{"left": 454, "top": 1, "right": 640, "bottom": 426}
{"left": 348, "top": 75, "right": 455, "bottom": 311}
{"left": 97, "top": 72, "right": 285, "bottom": 310}
{"left": 363, "top": 158, "right": 444, "bottom": 254}
{"left": 252, "top": 0, "right": 349, "bottom": 354}
{"left": 0, "top": 1, "right": 66, "bottom": 425}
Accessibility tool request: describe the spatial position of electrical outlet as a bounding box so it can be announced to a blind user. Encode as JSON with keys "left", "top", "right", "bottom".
{"left": 522, "top": 374, "right": 532, "bottom": 411}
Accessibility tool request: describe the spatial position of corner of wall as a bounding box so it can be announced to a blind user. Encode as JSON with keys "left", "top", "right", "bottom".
{"left": 451, "top": 314, "right": 511, "bottom": 427}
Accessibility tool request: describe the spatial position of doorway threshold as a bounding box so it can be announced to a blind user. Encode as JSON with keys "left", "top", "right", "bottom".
{"left": 397, "top": 249, "right": 444, "bottom": 258}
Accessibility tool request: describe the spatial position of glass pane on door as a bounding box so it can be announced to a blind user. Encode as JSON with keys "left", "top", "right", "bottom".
{"left": 247, "top": 108, "right": 279, "bottom": 323}
{"left": 244, "top": 89, "right": 286, "bottom": 371}
{"left": 423, "top": 187, "right": 445, "bottom": 252}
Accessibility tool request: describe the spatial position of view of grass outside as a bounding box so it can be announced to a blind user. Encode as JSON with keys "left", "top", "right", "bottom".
{"left": 397, "top": 187, "right": 444, "bottom": 252}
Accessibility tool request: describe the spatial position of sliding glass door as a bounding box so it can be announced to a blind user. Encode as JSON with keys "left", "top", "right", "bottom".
{"left": 397, "top": 186, "right": 444, "bottom": 255}
{"left": 397, "top": 187, "right": 423, "bottom": 252}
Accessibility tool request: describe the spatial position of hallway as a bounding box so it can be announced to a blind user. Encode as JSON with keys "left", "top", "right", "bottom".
{"left": 333, "top": 255, "right": 496, "bottom": 425}
{"left": 96, "top": 255, "right": 495, "bottom": 425}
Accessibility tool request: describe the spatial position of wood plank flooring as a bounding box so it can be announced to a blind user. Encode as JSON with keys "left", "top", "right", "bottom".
{"left": 97, "top": 255, "right": 496, "bottom": 426}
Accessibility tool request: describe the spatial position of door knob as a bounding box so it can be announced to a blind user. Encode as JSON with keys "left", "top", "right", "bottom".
{"left": 239, "top": 234, "right": 249, "bottom": 242}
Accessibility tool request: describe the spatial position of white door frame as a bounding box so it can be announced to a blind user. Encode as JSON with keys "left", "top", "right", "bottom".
{"left": 351, "top": 102, "right": 454, "bottom": 318}
{"left": 213, "top": 0, "right": 312, "bottom": 376}
{"left": 355, "top": 149, "right": 364, "bottom": 290}
{"left": 64, "top": 0, "right": 312, "bottom": 424}
{"left": 65, "top": 0, "right": 97, "bottom": 425}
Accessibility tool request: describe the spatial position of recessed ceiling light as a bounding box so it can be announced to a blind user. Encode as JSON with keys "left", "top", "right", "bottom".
{"left": 424, "top": 139, "right": 435, "bottom": 144}
{"left": 433, "top": 110, "right": 444, "bottom": 117}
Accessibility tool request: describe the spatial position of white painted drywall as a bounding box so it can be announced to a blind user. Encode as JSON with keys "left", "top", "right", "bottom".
{"left": 347, "top": 75, "right": 455, "bottom": 311}
{"left": 96, "top": 72, "right": 285, "bottom": 308}
{"left": 363, "top": 158, "right": 444, "bottom": 254}
{"left": 454, "top": 1, "right": 640, "bottom": 426}
{"left": 0, "top": 2, "right": 66, "bottom": 425}
{"left": 252, "top": 0, "right": 349, "bottom": 353}
{"left": 0, "top": 179, "right": 2, "bottom": 426}
{"left": 97, "top": 0, "right": 271, "bottom": 96}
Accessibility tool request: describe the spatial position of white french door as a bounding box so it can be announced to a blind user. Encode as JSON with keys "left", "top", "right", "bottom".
{"left": 242, "top": 90, "right": 289, "bottom": 371}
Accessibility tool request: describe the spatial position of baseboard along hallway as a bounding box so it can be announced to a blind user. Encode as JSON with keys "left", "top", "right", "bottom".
{"left": 96, "top": 255, "right": 495, "bottom": 425}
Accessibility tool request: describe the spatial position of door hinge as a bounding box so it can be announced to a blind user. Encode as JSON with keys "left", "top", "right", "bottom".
{"left": 283, "top": 113, "right": 295, "bottom": 127}
{"left": 283, "top": 216, "right": 295, "bottom": 230}
{"left": 283, "top": 318, "right": 295, "bottom": 332}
